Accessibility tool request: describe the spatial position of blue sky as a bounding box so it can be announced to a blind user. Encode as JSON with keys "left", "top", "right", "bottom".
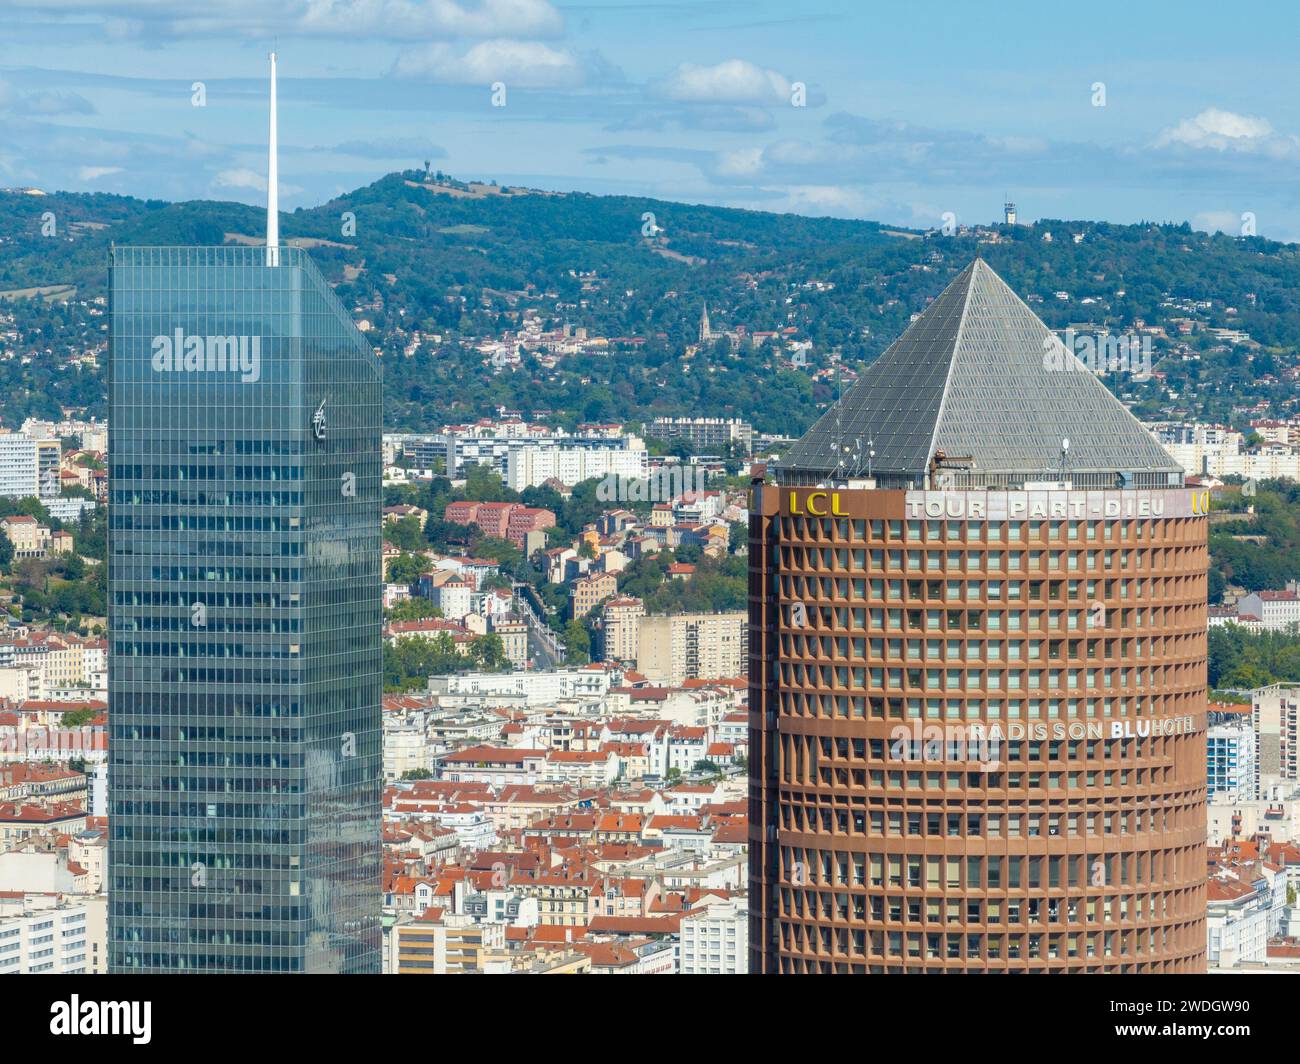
{"left": 2, "top": 0, "right": 1299, "bottom": 238}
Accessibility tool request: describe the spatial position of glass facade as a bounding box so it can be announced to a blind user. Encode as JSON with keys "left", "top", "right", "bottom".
{"left": 107, "top": 246, "right": 382, "bottom": 973}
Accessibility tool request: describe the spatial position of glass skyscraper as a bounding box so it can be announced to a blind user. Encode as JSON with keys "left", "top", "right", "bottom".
{"left": 107, "top": 245, "right": 382, "bottom": 972}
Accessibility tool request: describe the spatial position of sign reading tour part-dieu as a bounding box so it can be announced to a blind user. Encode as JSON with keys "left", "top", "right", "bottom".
{"left": 150, "top": 328, "right": 262, "bottom": 383}
{"left": 780, "top": 487, "right": 1210, "bottom": 520}
{"left": 903, "top": 488, "right": 1210, "bottom": 520}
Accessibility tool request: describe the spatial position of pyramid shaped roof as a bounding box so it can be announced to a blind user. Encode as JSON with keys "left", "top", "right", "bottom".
{"left": 776, "top": 259, "right": 1182, "bottom": 485}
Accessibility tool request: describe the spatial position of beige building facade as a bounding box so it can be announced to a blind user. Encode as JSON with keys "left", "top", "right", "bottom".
{"left": 637, "top": 611, "right": 747, "bottom": 686}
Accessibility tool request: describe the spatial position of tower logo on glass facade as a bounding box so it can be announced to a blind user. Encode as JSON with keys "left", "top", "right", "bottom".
{"left": 312, "top": 398, "right": 327, "bottom": 441}
{"left": 150, "top": 328, "right": 262, "bottom": 383}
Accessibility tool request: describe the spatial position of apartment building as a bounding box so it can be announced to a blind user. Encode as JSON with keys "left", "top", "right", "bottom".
{"left": 389, "top": 909, "right": 505, "bottom": 973}
{"left": 571, "top": 572, "right": 618, "bottom": 620}
{"left": 636, "top": 612, "right": 747, "bottom": 686}
{"left": 1253, "top": 684, "right": 1300, "bottom": 783}
{"left": 597, "top": 597, "right": 645, "bottom": 663}
{"left": 1, "top": 515, "right": 50, "bottom": 558}
{"left": 0, "top": 897, "right": 98, "bottom": 974}
{"left": 1237, "top": 589, "right": 1300, "bottom": 632}
{"left": 646, "top": 416, "right": 753, "bottom": 454}
{"left": 679, "top": 898, "right": 748, "bottom": 975}
{"left": 0, "top": 432, "right": 58, "bottom": 500}
{"left": 443, "top": 500, "right": 556, "bottom": 548}
{"left": 504, "top": 438, "right": 648, "bottom": 492}
{"left": 1207, "top": 720, "right": 1258, "bottom": 801}
{"left": 491, "top": 617, "right": 530, "bottom": 669}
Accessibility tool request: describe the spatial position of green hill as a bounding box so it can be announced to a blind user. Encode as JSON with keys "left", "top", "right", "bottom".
{"left": 1, "top": 170, "right": 1298, "bottom": 433}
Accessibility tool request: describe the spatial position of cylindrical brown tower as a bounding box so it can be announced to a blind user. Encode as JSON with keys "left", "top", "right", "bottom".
{"left": 748, "top": 260, "right": 1208, "bottom": 974}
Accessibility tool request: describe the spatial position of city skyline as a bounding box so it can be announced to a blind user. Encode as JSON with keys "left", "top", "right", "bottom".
{"left": 0, "top": 0, "right": 1297, "bottom": 1012}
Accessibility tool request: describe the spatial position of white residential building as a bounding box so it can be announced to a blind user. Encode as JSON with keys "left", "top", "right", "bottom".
{"left": 0, "top": 432, "right": 58, "bottom": 500}
{"left": 679, "top": 899, "right": 748, "bottom": 975}
{"left": 1207, "top": 720, "right": 1257, "bottom": 801}
{"left": 1237, "top": 589, "right": 1300, "bottom": 633}
{"left": 383, "top": 711, "right": 433, "bottom": 782}
{"left": 504, "top": 438, "right": 648, "bottom": 492}
{"left": 1207, "top": 878, "right": 1271, "bottom": 969}
{"left": 0, "top": 896, "right": 100, "bottom": 974}
{"left": 430, "top": 665, "right": 621, "bottom": 708}
{"left": 435, "top": 579, "right": 474, "bottom": 622}
{"left": 1149, "top": 421, "right": 1300, "bottom": 482}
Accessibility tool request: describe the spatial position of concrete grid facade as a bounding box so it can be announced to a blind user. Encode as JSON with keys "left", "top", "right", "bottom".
{"left": 749, "top": 486, "right": 1209, "bottom": 973}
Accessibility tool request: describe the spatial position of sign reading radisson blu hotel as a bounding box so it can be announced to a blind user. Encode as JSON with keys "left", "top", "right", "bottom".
{"left": 107, "top": 245, "right": 382, "bottom": 973}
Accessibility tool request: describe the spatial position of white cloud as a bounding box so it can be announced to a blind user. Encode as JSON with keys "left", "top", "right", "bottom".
{"left": 3, "top": 0, "right": 564, "bottom": 40}
{"left": 1154, "top": 108, "right": 1299, "bottom": 157}
{"left": 0, "top": 79, "right": 94, "bottom": 116}
{"left": 17, "top": 91, "right": 96, "bottom": 116}
{"left": 212, "top": 167, "right": 302, "bottom": 198}
{"left": 764, "top": 139, "right": 833, "bottom": 166}
{"left": 78, "top": 165, "right": 123, "bottom": 181}
{"left": 771, "top": 184, "right": 865, "bottom": 216}
{"left": 1192, "top": 210, "right": 1246, "bottom": 236}
{"left": 988, "top": 134, "right": 1048, "bottom": 154}
{"left": 213, "top": 167, "right": 267, "bottom": 192}
{"left": 712, "top": 146, "right": 765, "bottom": 179}
{"left": 653, "top": 59, "right": 791, "bottom": 105}
{"left": 394, "top": 39, "right": 584, "bottom": 87}
{"left": 299, "top": 0, "right": 561, "bottom": 38}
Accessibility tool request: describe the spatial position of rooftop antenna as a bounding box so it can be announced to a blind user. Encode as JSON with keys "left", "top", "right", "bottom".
{"left": 266, "top": 50, "right": 280, "bottom": 267}
{"left": 1059, "top": 436, "right": 1070, "bottom": 482}
{"left": 833, "top": 359, "right": 845, "bottom": 484}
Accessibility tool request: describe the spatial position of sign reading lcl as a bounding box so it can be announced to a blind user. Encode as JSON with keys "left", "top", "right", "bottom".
{"left": 788, "top": 491, "right": 847, "bottom": 516}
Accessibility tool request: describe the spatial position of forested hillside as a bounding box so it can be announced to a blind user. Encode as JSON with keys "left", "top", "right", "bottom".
{"left": 2, "top": 169, "right": 1299, "bottom": 434}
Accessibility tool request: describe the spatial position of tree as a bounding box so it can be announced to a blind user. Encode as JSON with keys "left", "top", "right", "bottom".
{"left": 562, "top": 619, "right": 590, "bottom": 662}
{"left": 385, "top": 515, "right": 424, "bottom": 552}
{"left": 386, "top": 597, "right": 442, "bottom": 621}
{"left": 464, "top": 465, "right": 519, "bottom": 503}
{"left": 469, "top": 536, "right": 522, "bottom": 569}
{"left": 1207, "top": 567, "right": 1225, "bottom": 605}
{"left": 470, "top": 633, "right": 507, "bottom": 670}
{"left": 383, "top": 634, "right": 455, "bottom": 690}
{"left": 387, "top": 553, "right": 427, "bottom": 585}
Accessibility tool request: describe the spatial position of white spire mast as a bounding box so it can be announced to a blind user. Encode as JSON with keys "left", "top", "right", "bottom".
{"left": 266, "top": 51, "right": 280, "bottom": 267}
